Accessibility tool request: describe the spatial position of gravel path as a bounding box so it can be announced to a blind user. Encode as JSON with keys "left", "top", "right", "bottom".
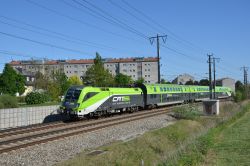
{"left": 0, "top": 113, "right": 175, "bottom": 166}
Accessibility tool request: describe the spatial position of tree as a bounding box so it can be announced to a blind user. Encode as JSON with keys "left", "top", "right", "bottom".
{"left": 0, "top": 64, "right": 25, "bottom": 95}
{"left": 193, "top": 81, "right": 199, "bottom": 85}
{"left": 134, "top": 78, "right": 144, "bottom": 84}
{"left": 235, "top": 80, "right": 244, "bottom": 92}
{"left": 185, "top": 80, "right": 194, "bottom": 85}
{"left": 68, "top": 75, "right": 82, "bottom": 85}
{"left": 47, "top": 82, "right": 61, "bottom": 101}
{"left": 51, "top": 71, "right": 70, "bottom": 95}
{"left": 114, "top": 73, "right": 133, "bottom": 86}
{"left": 199, "top": 79, "right": 209, "bottom": 86}
{"left": 82, "top": 52, "right": 114, "bottom": 86}
{"left": 34, "top": 72, "right": 49, "bottom": 90}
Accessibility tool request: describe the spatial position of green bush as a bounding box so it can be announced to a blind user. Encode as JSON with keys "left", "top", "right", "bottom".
{"left": 0, "top": 94, "right": 18, "bottom": 108}
{"left": 173, "top": 105, "right": 201, "bottom": 120}
{"left": 25, "top": 92, "right": 50, "bottom": 105}
{"left": 17, "top": 96, "right": 26, "bottom": 103}
{"left": 0, "top": 102, "right": 4, "bottom": 109}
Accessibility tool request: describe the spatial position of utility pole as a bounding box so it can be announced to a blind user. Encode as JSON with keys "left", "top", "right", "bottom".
{"left": 149, "top": 34, "right": 167, "bottom": 83}
{"left": 241, "top": 66, "right": 249, "bottom": 97}
{"left": 212, "top": 57, "right": 220, "bottom": 99}
{"left": 207, "top": 54, "right": 213, "bottom": 99}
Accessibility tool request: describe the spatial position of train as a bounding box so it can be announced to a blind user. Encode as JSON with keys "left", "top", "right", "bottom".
{"left": 59, "top": 83, "right": 232, "bottom": 118}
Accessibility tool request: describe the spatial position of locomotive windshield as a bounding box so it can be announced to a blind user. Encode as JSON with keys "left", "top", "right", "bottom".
{"left": 65, "top": 88, "right": 82, "bottom": 102}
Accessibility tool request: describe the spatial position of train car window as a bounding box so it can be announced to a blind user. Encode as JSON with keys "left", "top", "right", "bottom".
{"left": 83, "top": 92, "right": 98, "bottom": 102}
{"left": 65, "top": 89, "right": 82, "bottom": 102}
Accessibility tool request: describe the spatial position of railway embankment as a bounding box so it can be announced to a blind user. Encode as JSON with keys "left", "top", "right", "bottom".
{"left": 58, "top": 101, "right": 250, "bottom": 166}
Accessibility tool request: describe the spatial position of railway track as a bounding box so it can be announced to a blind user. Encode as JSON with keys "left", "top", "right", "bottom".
{"left": 0, "top": 107, "right": 172, "bottom": 154}
{"left": 0, "top": 100, "right": 230, "bottom": 154}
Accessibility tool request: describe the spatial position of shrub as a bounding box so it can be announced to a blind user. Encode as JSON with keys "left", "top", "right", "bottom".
{"left": 233, "top": 91, "right": 243, "bottom": 102}
{"left": 0, "top": 94, "right": 18, "bottom": 108}
{"left": 25, "top": 92, "right": 49, "bottom": 105}
{"left": 17, "top": 96, "right": 26, "bottom": 103}
{"left": 0, "top": 102, "right": 4, "bottom": 109}
{"left": 173, "top": 104, "right": 201, "bottom": 120}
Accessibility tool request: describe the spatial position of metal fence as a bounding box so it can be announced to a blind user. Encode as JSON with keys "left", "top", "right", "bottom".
{"left": 0, "top": 105, "right": 59, "bottom": 130}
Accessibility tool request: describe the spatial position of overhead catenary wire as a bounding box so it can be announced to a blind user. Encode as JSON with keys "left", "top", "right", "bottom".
{"left": 107, "top": 0, "right": 162, "bottom": 34}
{"left": 0, "top": 31, "right": 93, "bottom": 56}
{"left": 0, "top": 16, "right": 149, "bottom": 57}
{"left": 25, "top": 0, "right": 141, "bottom": 42}
{"left": 71, "top": 0, "right": 148, "bottom": 39}
{"left": 120, "top": 0, "right": 210, "bottom": 54}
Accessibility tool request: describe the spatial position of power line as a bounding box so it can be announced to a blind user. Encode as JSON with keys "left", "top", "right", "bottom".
{"left": 0, "top": 16, "right": 148, "bottom": 56}
{"left": 0, "top": 49, "right": 44, "bottom": 59}
{"left": 25, "top": 0, "right": 141, "bottom": 42}
{"left": 120, "top": 0, "right": 209, "bottom": 53}
{"left": 0, "top": 31, "right": 92, "bottom": 56}
{"left": 107, "top": 0, "right": 161, "bottom": 34}
{"left": 73, "top": 0, "right": 148, "bottom": 39}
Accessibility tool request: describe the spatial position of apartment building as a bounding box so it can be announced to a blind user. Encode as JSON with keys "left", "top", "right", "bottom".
{"left": 9, "top": 57, "right": 159, "bottom": 84}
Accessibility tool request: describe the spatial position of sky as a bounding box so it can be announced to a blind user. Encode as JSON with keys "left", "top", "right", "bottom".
{"left": 0, "top": 0, "right": 249, "bottom": 82}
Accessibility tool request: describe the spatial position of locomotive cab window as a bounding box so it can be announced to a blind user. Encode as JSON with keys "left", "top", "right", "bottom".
{"left": 83, "top": 92, "right": 98, "bottom": 102}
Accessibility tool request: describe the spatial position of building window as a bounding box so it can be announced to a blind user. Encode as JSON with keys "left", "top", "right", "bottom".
{"left": 82, "top": 65, "right": 85, "bottom": 68}
{"left": 133, "top": 69, "right": 135, "bottom": 72}
{"left": 107, "top": 64, "right": 109, "bottom": 67}
{"left": 130, "top": 64, "right": 132, "bottom": 66}
{"left": 133, "top": 64, "right": 135, "bottom": 66}
{"left": 74, "top": 71, "right": 77, "bottom": 74}
{"left": 148, "top": 75, "right": 150, "bottom": 77}
{"left": 133, "top": 75, "right": 135, "bottom": 77}
{"left": 145, "top": 75, "right": 147, "bottom": 77}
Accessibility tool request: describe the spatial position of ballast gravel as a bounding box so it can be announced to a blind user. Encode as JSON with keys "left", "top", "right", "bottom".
{"left": 0, "top": 114, "right": 175, "bottom": 166}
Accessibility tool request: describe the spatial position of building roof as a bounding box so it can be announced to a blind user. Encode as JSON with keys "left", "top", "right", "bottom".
{"left": 9, "top": 61, "right": 22, "bottom": 65}
{"left": 67, "top": 59, "right": 94, "bottom": 64}
{"left": 9, "top": 57, "right": 158, "bottom": 65}
{"left": 216, "top": 77, "right": 235, "bottom": 81}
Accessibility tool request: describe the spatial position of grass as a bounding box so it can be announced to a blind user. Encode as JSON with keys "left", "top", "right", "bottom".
{"left": 203, "top": 110, "right": 250, "bottom": 165}
{"left": 163, "top": 101, "right": 250, "bottom": 166}
{"left": 58, "top": 101, "right": 249, "bottom": 166}
{"left": 59, "top": 120, "right": 204, "bottom": 166}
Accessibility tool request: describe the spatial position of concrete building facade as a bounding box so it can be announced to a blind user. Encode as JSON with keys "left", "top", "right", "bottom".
{"left": 216, "top": 77, "right": 235, "bottom": 93}
{"left": 9, "top": 57, "right": 159, "bottom": 84}
{"left": 172, "top": 73, "right": 195, "bottom": 85}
